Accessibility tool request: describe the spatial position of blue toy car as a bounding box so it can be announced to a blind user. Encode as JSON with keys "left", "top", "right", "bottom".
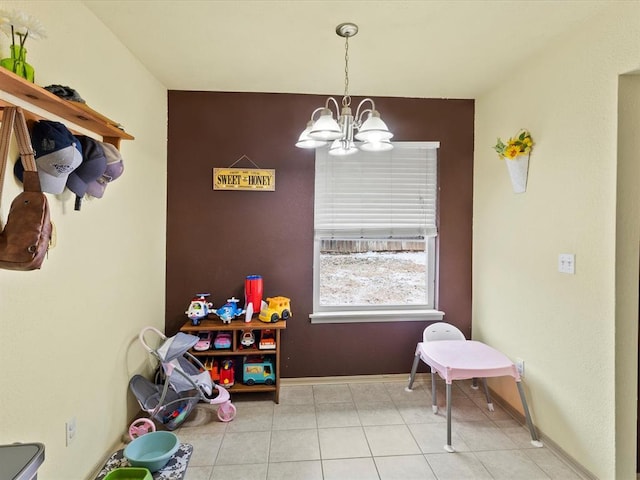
{"left": 242, "top": 358, "right": 275, "bottom": 386}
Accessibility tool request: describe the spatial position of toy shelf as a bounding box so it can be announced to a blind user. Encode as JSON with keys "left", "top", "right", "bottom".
{"left": 180, "top": 317, "right": 286, "bottom": 403}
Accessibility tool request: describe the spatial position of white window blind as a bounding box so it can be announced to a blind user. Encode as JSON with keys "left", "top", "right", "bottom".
{"left": 314, "top": 142, "right": 439, "bottom": 239}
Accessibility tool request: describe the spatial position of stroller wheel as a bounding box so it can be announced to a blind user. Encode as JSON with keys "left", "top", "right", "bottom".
{"left": 128, "top": 418, "right": 156, "bottom": 440}
{"left": 217, "top": 402, "right": 236, "bottom": 422}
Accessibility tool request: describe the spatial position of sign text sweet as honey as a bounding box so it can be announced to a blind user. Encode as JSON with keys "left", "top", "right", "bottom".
{"left": 213, "top": 168, "right": 275, "bottom": 191}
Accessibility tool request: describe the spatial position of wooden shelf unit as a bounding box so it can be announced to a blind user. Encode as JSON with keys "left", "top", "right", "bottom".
{"left": 180, "top": 317, "right": 287, "bottom": 403}
{"left": 0, "top": 67, "right": 133, "bottom": 148}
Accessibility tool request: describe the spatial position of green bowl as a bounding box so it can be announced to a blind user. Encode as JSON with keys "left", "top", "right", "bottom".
{"left": 123, "top": 431, "right": 179, "bottom": 473}
{"left": 103, "top": 467, "right": 152, "bottom": 480}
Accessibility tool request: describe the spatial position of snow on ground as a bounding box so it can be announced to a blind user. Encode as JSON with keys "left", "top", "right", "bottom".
{"left": 319, "top": 251, "right": 426, "bottom": 305}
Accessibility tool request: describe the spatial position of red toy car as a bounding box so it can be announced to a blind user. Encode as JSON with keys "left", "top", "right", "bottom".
{"left": 259, "top": 330, "right": 276, "bottom": 350}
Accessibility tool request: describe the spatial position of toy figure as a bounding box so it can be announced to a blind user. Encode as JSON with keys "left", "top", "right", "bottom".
{"left": 220, "top": 359, "right": 235, "bottom": 387}
{"left": 240, "top": 330, "right": 255, "bottom": 349}
{"left": 215, "top": 297, "right": 245, "bottom": 324}
{"left": 185, "top": 293, "right": 213, "bottom": 326}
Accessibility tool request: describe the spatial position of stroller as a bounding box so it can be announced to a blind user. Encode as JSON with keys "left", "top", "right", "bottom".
{"left": 128, "top": 326, "right": 236, "bottom": 438}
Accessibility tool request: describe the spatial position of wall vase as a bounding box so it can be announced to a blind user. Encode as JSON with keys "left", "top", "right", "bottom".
{"left": 0, "top": 45, "right": 35, "bottom": 82}
{"left": 504, "top": 153, "right": 529, "bottom": 193}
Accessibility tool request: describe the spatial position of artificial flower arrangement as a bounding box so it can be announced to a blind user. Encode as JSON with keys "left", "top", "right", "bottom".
{"left": 0, "top": 8, "right": 46, "bottom": 82}
{"left": 493, "top": 129, "right": 533, "bottom": 160}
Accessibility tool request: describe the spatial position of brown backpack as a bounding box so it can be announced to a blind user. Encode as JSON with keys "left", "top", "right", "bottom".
{"left": 0, "top": 107, "right": 52, "bottom": 270}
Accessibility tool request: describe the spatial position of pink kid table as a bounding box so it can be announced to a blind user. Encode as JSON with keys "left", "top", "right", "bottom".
{"left": 409, "top": 339, "right": 543, "bottom": 452}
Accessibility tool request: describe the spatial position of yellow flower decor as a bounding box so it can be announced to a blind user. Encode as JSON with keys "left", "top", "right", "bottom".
{"left": 493, "top": 129, "right": 533, "bottom": 160}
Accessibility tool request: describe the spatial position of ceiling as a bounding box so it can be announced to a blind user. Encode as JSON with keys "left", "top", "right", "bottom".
{"left": 82, "top": 0, "right": 609, "bottom": 99}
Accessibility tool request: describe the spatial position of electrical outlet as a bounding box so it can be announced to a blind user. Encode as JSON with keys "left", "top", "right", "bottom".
{"left": 65, "top": 417, "right": 77, "bottom": 446}
{"left": 558, "top": 253, "right": 575, "bottom": 274}
{"left": 515, "top": 358, "right": 525, "bottom": 378}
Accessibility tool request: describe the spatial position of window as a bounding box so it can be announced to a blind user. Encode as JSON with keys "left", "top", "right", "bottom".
{"left": 310, "top": 142, "right": 444, "bottom": 324}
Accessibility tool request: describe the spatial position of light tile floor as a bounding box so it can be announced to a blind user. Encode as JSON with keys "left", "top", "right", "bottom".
{"left": 177, "top": 378, "right": 588, "bottom": 480}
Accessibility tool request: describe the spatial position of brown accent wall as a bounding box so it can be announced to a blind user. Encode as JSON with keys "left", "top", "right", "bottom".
{"left": 166, "top": 91, "right": 473, "bottom": 378}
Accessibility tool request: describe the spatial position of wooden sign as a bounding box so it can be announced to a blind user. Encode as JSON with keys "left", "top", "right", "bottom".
{"left": 213, "top": 168, "right": 275, "bottom": 191}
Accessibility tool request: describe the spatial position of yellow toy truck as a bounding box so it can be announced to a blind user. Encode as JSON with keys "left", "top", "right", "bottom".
{"left": 258, "top": 296, "right": 291, "bottom": 323}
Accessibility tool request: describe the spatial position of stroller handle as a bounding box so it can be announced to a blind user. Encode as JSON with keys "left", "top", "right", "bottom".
{"left": 139, "top": 326, "right": 167, "bottom": 353}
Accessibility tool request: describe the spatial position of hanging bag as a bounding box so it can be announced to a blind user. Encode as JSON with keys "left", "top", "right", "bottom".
{"left": 0, "top": 107, "right": 52, "bottom": 270}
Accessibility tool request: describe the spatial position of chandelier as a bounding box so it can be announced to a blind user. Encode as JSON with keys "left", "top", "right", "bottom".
{"left": 295, "top": 22, "right": 393, "bottom": 156}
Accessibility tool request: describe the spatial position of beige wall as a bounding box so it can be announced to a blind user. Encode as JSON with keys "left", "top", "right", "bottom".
{"left": 0, "top": 2, "right": 167, "bottom": 479}
{"left": 474, "top": 2, "right": 640, "bottom": 478}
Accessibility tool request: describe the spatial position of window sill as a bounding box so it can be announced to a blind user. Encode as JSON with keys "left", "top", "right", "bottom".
{"left": 309, "top": 309, "right": 444, "bottom": 324}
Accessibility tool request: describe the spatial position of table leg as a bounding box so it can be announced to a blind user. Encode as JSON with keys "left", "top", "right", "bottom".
{"left": 482, "top": 378, "right": 494, "bottom": 411}
{"left": 516, "top": 381, "right": 543, "bottom": 447}
{"left": 431, "top": 371, "right": 438, "bottom": 413}
{"left": 444, "top": 382, "right": 454, "bottom": 452}
{"left": 405, "top": 353, "right": 420, "bottom": 392}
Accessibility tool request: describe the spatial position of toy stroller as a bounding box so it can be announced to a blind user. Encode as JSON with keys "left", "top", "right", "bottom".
{"left": 128, "top": 326, "right": 236, "bottom": 438}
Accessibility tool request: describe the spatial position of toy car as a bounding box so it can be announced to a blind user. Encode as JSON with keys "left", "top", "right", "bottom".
{"left": 258, "top": 296, "right": 291, "bottom": 323}
{"left": 242, "top": 357, "right": 275, "bottom": 386}
{"left": 215, "top": 297, "right": 245, "bottom": 324}
{"left": 259, "top": 329, "right": 276, "bottom": 350}
{"left": 214, "top": 332, "right": 232, "bottom": 349}
{"left": 240, "top": 330, "right": 255, "bottom": 348}
{"left": 194, "top": 331, "right": 213, "bottom": 351}
{"left": 185, "top": 293, "right": 213, "bottom": 326}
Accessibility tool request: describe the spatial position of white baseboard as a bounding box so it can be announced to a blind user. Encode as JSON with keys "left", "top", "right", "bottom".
{"left": 281, "top": 373, "right": 422, "bottom": 386}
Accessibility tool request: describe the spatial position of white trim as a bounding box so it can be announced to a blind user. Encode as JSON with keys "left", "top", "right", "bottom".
{"left": 280, "top": 373, "right": 428, "bottom": 386}
{"left": 310, "top": 309, "right": 444, "bottom": 324}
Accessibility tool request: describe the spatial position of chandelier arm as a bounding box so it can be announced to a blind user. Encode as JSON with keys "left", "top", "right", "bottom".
{"left": 354, "top": 98, "right": 376, "bottom": 123}
{"left": 310, "top": 106, "right": 327, "bottom": 122}
{"left": 355, "top": 108, "right": 374, "bottom": 127}
{"left": 324, "top": 97, "right": 341, "bottom": 116}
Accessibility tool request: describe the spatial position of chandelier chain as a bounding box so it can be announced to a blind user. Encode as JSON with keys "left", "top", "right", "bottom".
{"left": 343, "top": 35, "right": 351, "bottom": 108}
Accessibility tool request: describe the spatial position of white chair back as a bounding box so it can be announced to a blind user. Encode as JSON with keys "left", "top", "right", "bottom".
{"left": 423, "top": 322, "right": 466, "bottom": 343}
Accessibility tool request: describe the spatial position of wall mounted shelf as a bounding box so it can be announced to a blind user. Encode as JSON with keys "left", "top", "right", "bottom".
{"left": 0, "top": 67, "right": 134, "bottom": 148}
